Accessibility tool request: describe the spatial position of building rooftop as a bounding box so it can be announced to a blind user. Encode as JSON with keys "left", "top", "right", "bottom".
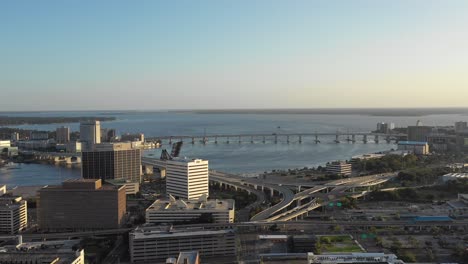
{"left": 167, "top": 158, "right": 207, "bottom": 165}
{"left": 146, "top": 197, "right": 234, "bottom": 212}
{"left": 398, "top": 141, "right": 428, "bottom": 145}
{"left": 91, "top": 142, "right": 134, "bottom": 151}
{"left": 130, "top": 226, "right": 234, "bottom": 240}
{"left": 41, "top": 179, "right": 122, "bottom": 192}
{"left": 0, "top": 239, "right": 83, "bottom": 264}
{"left": 413, "top": 216, "right": 453, "bottom": 222}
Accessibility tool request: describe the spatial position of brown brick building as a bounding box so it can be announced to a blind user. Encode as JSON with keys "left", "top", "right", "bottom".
{"left": 38, "top": 179, "right": 126, "bottom": 231}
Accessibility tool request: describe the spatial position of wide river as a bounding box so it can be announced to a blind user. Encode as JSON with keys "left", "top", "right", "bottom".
{"left": 1, "top": 110, "right": 466, "bottom": 186}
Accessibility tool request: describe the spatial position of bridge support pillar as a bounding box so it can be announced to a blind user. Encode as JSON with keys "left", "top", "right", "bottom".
{"left": 238, "top": 136, "right": 242, "bottom": 144}
{"left": 227, "top": 137, "right": 230, "bottom": 144}
{"left": 374, "top": 135, "right": 379, "bottom": 143}
{"left": 169, "top": 137, "right": 172, "bottom": 144}
{"left": 287, "top": 135, "right": 290, "bottom": 144}
{"left": 262, "top": 136, "right": 266, "bottom": 143}
{"left": 315, "top": 134, "right": 320, "bottom": 144}
{"left": 274, "top": 135, "right": 278, "bottom": 144}
{"left": 363, "top": 135, "right": 368, "bottom": 143}
{"left": 215, "top": 136, "right": 218, "bottom": 144}
{"left": 191, "top": 137, "right": 195, "bottom": 144}
{"left": 251, "top": 136, "right": 254, "bottom": 143}
{"left": 270, "top": 189, "right": 274, "bottom": 196}
{"left": 352, "top": 134, "right": 356, "bottom": 143}
{"left": 299, "top": 135, "right": 302, "bottom": 143}
{"left": 386, "top": 136, "right": 391, "bottom": 143}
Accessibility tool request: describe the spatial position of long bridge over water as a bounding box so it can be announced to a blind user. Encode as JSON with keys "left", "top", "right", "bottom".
{"left": 146, "top": 132, "right": 407, "bottom": 145}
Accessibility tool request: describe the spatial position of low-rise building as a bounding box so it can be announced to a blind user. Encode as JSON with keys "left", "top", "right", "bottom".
{"left": 130, "top": 226, "right": 236, "bottom": 263}
{"left": 0, "top": 195, "right": 28, "bottom": 234}
{"left": 307, "top": 252, "right": 404, "bottom": 264}
{"left": 441, "top": 173, "right": 468, "bottom": 183}
{"left": 106, "top": 179, "right": 140, "bottom": 195}
{"left": 67, "top": 141, "right": 82, "bottom": 153}
{"left": 350, "top": 153, "right": 385, "bottom": 164}
{"left": 0, "top": 238, "right": 84, "bottom": 264}
{"left": 397, "top": 141, "right": 429, "bottom": 155}
{"left": 30, "top": 131, "right": 49, "bottom": 140}
{"left": 38, "top": 179, "right": 126, "bottom": 231}
{"left": 326, "top": 161, "right": 352, "bottom": 176}
{"left": 146, "top": 196, "right": 235, "bottom": 224}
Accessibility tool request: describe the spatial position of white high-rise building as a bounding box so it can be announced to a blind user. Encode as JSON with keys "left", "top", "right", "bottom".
{"left": 166, "top": 158, "right": 209, "bottom": 200}
{"left": 79, "top": 121, "right": 101, "bottom": 151}
{"left": 0, "top": 196, "right": 27, "bottom": 234}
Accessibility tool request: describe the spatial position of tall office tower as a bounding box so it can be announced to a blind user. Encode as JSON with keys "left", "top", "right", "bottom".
{"left": 407, "top": 125, "right": 433, "bottom": 142}
{"left": 100, "top": 128, "right": 116, "bottom": 142}
{"left": 80, "top": 120, "right": 101, "bottom": 151}
{"left": 55, "top": 126, "right": 70, "bottom": 144}
{"left": 455, "top": 121, "right": 468, "bottom": 133}
{"left": 0, "top": 196, "right": 27, "bottom": 234}
{"left": 82, "top": 142, "right": 141, "bottom": 182}
{"left": 166, "top": 158, "right": 209, "bottom": 200}
{"left": 38, "top": 179, "right": 126, "bottom": 231}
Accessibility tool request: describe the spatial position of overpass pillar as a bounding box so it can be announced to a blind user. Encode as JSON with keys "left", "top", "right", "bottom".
{"left": 287, "top": 135, "right": 290, "bottom": 144}
{"left": 191, "top": 137, "right": 195, "bottom": 144}
{"left": 374, "top": 135, "right": 379, "bottom": 143}
{"left": 274, "top": 135, "right": 278, "bottom": 144}
{"left": 270, "top": 188, "right": 274, "bottom": 196}
{"left": 226, "top": 137, "right": 230, "bottom": 144}
{"left": 363, "top": 135, "right": 368, "bottom": 143}
{"left": 215, "top": 136, "right": 218, "bottom": 144}
{"left": 238, "top": 136, "right": 242, "bottom": 144}
{"left": 251, "top": 136, "right": 254, "bottom": 143}
{"left": 169, "top": 137, "right": 173, "bottom": 144}
{"left": 352, "top": 134, "right": 356, "bottom": 143}
{"left": 262, "top": 136, "right": 266, "bottom": 143}
{"left": 299, "top": 135, "right": 302, "bottom": 143}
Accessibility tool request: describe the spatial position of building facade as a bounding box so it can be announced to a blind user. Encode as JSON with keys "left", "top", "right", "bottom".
{"left": 407, "top": 125, "right": 432, "bottom": 142}
{"left": 82, "top": 143, "right": 141, "bottom": 182}
{"left": 146, "top": 197, "right": 235, "bottom": 224}
{"left": 106, "top": 179, "right": 140, "bottom": 195}
{"left": 0, "top": 196, "right": 28, "bottom": 234}
{"left": 166, "top": 158, "right": 209, "bottom": 200}
{"left": 397, "top": 141, "right": 429, "bottom": 155}
{"left": 80, "top": 121, "right": 101, "bottom": 151}
{"left": 38, "top": 179, "right": 126, "bottom": 231}
{"left": 130, "top": 227, "right": 236, "bottom": 263}
{"left": 56, "top": 126, "right": 70, "bottom": 144}
{"left": 326, "top": 161, "right": 352, "bottom": 176}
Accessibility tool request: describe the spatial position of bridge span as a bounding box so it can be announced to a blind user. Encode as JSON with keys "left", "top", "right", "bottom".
{"left": 146, "top": 132, "right": 406, "bottom": 144}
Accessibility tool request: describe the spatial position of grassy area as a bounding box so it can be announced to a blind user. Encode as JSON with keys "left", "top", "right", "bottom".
{"left": 316, "top": 235, "right": 364, "bottom": 253}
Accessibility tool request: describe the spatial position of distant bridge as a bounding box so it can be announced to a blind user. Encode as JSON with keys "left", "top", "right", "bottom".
{"left": 146, "top": 132, "right": 406, "bottom": 144}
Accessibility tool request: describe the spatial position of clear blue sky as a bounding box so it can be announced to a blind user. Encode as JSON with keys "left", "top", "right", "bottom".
{"left": 2, "top": 0, "right": 468, "bottom": 111}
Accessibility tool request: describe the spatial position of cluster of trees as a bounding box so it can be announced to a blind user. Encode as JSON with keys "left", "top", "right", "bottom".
{"left": 352, "top": 154, "right": 419, "bottom": 173}
{"left": 397, "top": 167, "right": 451, "bottom": 186}
{"left": 368, "top": 189, "right": 425, "bottom": 202}
{"left": 209, "top": 185, "right": 256, "bottom": 210}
